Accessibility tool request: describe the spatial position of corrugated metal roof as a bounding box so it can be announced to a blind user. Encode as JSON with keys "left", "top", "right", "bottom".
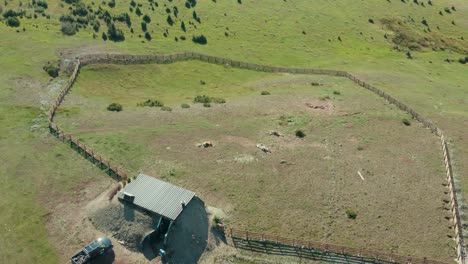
{"left": 118, "top": 173, "right": 195, "bottom": 220}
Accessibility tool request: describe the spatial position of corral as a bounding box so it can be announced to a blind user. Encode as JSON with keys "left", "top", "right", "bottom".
{"left": 54, "top": 59, "right": 454, "bottom": 261}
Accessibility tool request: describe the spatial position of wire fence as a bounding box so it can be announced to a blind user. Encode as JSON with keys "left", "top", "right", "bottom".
{"left": 227, "top": 228, "right": 449, "bottom": 264}
{"left": 47, "top": 51, "right": 464, "bottom": 263}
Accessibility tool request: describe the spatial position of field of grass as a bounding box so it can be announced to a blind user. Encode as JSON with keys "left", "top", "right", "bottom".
{"left": 0, "top": 0, "right": 466, "bottom": 263}
{"left": 54, "top": 61, "right": 453, "bottom": 261}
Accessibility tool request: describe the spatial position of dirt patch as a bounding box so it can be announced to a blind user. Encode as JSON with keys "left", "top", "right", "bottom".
{"left": 220, "top": 135, "right": 256, "bottom": 148}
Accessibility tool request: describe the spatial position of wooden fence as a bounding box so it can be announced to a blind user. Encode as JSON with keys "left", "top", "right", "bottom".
{"left": 47, "top": 51, "right": 464, "bottom": 263}
{"left": 227, "top": 228, "right": 449, "bottom": 264}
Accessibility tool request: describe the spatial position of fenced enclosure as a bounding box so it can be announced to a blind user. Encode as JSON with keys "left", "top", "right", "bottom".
{"left": 47, "top": 51, "right": 464, "bottom": 263}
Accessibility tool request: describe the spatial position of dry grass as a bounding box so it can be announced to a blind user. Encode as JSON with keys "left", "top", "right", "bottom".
{"left": 55, "top": 62, "right": 454, "bottom": 261}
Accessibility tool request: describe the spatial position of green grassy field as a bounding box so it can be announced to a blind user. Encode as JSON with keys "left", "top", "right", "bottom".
{"left": 0, "top": 0, "right": 467, "bottom": 263}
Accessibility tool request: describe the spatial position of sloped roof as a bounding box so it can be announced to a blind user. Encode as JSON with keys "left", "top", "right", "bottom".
{"left": 118, "top": 173, "right": 196, "bottom": 220}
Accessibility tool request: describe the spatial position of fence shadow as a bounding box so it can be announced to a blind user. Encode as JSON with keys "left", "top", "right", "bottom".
{"left": 231, "top": 237, "right": 396, "bottom": 264}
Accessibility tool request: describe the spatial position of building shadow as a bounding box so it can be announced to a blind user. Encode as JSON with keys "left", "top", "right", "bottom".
{"left": 163, "top": 197, "right": 208, "bottom": 264}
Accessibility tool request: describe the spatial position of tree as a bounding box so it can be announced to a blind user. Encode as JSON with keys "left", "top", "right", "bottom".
{"left": 61, "top": 21, "right": 76, "bottom": 35}
{"left": 107, "top": 23, "right": 125, "bottom": 41}
{"left": 102, "top": 32, "right": 108, "bottom": 41}
{"left": 145, "top": 32, "right": 151, "bottom": 41}
{"left": 143, "top": 14, "right": 151, "bottom": 23}
{"left": 5, "top": 17, "right": 20, "bottom": 27}
{"left": 166, "top": 15, "right": 174, "bottom": 26}
{"left": 135, "top": 7, "right": 142, "bottom": 16}
{"left": 141, "top": 21, "right": 147, "bottom": 32}
{"left": 192, "top": 34, "right": 207, "bottom": 44}
{"left": 181, "top": 21, "right": 186, "bottom": 32}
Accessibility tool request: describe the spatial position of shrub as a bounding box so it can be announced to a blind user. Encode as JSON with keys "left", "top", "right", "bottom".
{"left": 295, "top": 130, "right": 306, "bottom": 138}
{"left": 59, "top": 14, "right": 75, "bottom": 23}
{"left": 333, "top": 90, "right": 341, "bottom": 95}
{"left": 357, "top": 145, "right": 364, "bottom": 151}
{"left": 181, "top": 21, "right": 186, "bottom": 32}
{"left": 192, "top": 34, "right": 207, "bottom": 45}
{"left": 213, "top": 215, "right": 222, "bottom": 225}
{"left": 36, "top": 0, "right": 48, "bottom": 9}
{"left": 319, "top": 95, "right": 330, "bottom": 101}
{"left": 212, "top": 97, "right": 226, "bottom": 104}
{"left": 458, "top": 57, "right": 468, "bottom": 64}
{"left": 421, "top": 19, "right": 429, "bottom": 27}
{"left": 141, "top": 21, "right": 147, "bottom": 31}
{"left": 181, "top": 103, "right": 190, "bottom": 108}
{"left": 107, "top": 103, "right": 122, "bottom": 112}
{"left": 311, "top": 82, "right": 320, "bottom": 86}
{"left": 5, "top": 17, "right": 20, "bottom": 27}
{"left": 345, "top": 209, "right": 357, "bottom": 219}
{"left": 3, "top": 9, "right": 25, "bottom": 18}
{"left": 107, "top": 23, "right": 125, "bottom": 41}
{"left": 43, "top": 63, "right": 59, "bottom": 78}
{"left": 61, "top": 21, "right": 76, "bottom": 35}
{"left": 368, "top": 18, "right": 374, "bottom": 24}
{"left": 402, "top": 118, "right": 411, "bottom": 126}
{"left": 261, "top": 91, "right": 270, "bottom": 95}
{"left": 135, "top": 7, "right": 142, "bottom": 16}
{"left": 102, "top": 32, "right": 108, "bottom": 41}
{"left": 143, "top": 14, "right": 151, "bottom": 23}
{"left": 166, "top": 14, "right": 174, "bottom": 26}
{"left": 203, "top": 102, "right": 211, "bottom": 107}
{"left": 138, "top": 99, "right": 163, "bottom": 107}
{"left": 193, "top": 95, "right": 212, "bottom": 104}
{"left": 144, "top": 32, "right": 151, "bottom": 41}
{"left": 161, "top": 106, "right": 172, "bottom": 112}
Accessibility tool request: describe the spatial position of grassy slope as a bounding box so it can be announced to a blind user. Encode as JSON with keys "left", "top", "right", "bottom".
{"left": 0, "top": 0, "right": 466, "bottom": 263}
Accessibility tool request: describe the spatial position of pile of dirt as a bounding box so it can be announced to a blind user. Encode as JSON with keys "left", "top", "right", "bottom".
{"left": 89, "top": 200, "right": 157, "bottom": 252}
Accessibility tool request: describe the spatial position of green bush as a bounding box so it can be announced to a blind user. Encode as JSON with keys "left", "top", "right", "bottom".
{"left": 192, "top": 34, "right": 207, "bottom": 45}
{"left": 107, "top": 23, "right": 125, "bottom": 41}
{"left": 346, "top": 209, "right": 357, "bottom": 219}
{"left": 402, "top": 118, "right": 411, "bottom": 126}
{"left": 3, "top": 9, "right": 25, "bottom": 18}
{"left": 295, "top": 130, "right": 306, "bottom": 138}
{"left": 161, "top": 106, "right": 172, "bottom": 112}
{"left": 138, "top": 99, "right": 163, "bottom": 107}
{"left": 35, "top": 0, "right": 48, "bottom": 9}
{"left": 43, "top": 63, "right": 59, "bottom": 78}
{"left": 333, "top": 90, "right": 341, "bottom": 95}
{"left": 143, "top": 14, "right": 151, "bottom": 23}
{"left": 311, "top": 82, "right": 320, "bottom": 86}
{"left": 144, "top": 32, "right": 151, "bottom": 41}
{"left": 213, "top": 215, "right": 222, "bottom": 225}
{"left": 193, "top": 95, "right": 212, "bottom": 104}
{"left": 181, "top": 103, "right": 190, "bottom": 108}
{"left": 357, "top": 145, "right": 364, "bottom": 151}
{"left": 203, "top": 102, "right": 211, "bottom": 108}
{"left": 212, "top": 97, "right": 226, "bottom": 104}
{"left": 261, "top": 91, "right": 270, "bottom": 95}
{"left": 5, "top": 17, "right": 20, "bottom": 27}
{"left": 107, "top": 103, "right": 122, "bottom": 112}
{"left": 60, "top": 21, "right": 76, "bottom": 35}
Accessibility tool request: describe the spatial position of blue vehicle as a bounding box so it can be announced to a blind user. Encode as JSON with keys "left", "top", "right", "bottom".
{"left": 71, "top": 237, "right": 113, "bottom": 264}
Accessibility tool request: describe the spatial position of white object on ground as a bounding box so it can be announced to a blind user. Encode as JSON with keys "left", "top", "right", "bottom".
{"left": 358, "top": 171, "right": 365, "bottom": 181}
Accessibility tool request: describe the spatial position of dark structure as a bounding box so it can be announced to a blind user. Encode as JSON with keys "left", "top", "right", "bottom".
{"left": 118, "top": 173, "right": 199, "bottom": 257}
